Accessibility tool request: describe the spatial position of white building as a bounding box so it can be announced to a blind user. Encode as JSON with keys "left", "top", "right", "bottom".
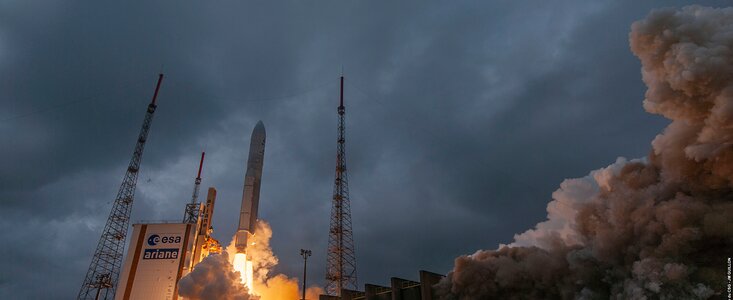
{"left": 115, "top": 188, "right": 219, "bottom": 300}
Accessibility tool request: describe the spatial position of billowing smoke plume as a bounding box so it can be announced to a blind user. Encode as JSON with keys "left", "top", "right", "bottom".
{"left": 178, "top": 252, "right": 252, "bottom": 300}
{"left": 225, "top": 220, "right": 278, "bottom": 284}
{"left": 180, "top": 220, "right": 323, "bottom": 300}
{"left": 227, "top": 221, "right": 324, "bottom": 300}
{"left": 436, "top": 5, "right": 733, "bottom": 299}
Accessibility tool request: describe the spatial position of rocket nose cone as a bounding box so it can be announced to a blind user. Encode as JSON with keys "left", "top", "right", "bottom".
{"left": 252, "top": 121, "right": 265, "bottom": 135}
{"left": 254, "top": 120, "right": 265, "bottom": 133}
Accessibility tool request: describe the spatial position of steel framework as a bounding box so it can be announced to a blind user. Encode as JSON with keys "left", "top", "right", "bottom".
{"left": 325, "top": 76, "right": 358, "bottom": 295}
{"left": 77, "top": 74, "right": 164, "bottom": 300}
{"left": 183, "top": 152, "right": 205, "bottom": 223}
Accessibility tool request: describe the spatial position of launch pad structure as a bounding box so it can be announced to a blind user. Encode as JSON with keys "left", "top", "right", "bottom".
{"left": 116, "top": 146, "right": 220, "bottom": 300}
{"left": 113, "top": 120, "right": 265, "bottom": 300}
{"left": 182, "top": 152, "right": 206, "bottom": 224}
{"left": 76, "top": 72, "right": 431, "bottom": 300}
{"left": 78, "top": 74, "right": 164, "bottom": 300}
{"left": 115, "top": 187, "right": 220, "bottom": 300}
{"left": 76, "top": 74, "right": 223, "bottom": 300}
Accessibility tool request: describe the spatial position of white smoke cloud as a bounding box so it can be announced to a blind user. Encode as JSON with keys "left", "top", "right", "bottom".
{"left": 635, "top": 6, "right": 733, "bottom": 188}
{"left": 436, "top": 5, "right": 733, "bottom": 299}
{"left": 233, "top": 221, "right": 324, "bottom": 300}
{"left": 183, "top": 220, "right": 323, "bottom": 300}
{"left": 178, "top": 253, "right": 252, "bottom": 300}
{"left": 511, "top": 157, "right": 642, "bottom": 249}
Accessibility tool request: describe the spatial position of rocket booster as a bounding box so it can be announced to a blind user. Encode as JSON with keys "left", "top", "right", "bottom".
{"left": 235, "top": 121, "right": 266, "bottom": 252}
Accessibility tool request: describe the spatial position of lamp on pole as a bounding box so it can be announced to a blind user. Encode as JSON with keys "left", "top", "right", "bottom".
{"left": 300, "top": 249, "right": 312, "bottom": 300}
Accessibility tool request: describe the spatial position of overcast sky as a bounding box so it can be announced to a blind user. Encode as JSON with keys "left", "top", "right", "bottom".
{"left": 1, "top": 1, "right": 730, "bottom": 298}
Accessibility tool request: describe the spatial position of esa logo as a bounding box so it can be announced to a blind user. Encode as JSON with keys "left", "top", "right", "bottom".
{"left": 147, "top": 234, "right": 182, "bottom": 246}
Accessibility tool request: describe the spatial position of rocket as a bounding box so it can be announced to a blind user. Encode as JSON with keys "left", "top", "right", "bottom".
{"left": 235, "top": 120, "right": 266, "bottom": 252}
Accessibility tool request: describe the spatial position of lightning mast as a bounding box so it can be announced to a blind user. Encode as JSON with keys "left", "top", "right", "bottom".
{"left": 183, "top": 152, "right": 206, "bottom": 223}
{"left": 325, "top": 75, "right": 358, "bottom": 295}
{"left": 77, "top": 74, "right": 164, "bottom": 300}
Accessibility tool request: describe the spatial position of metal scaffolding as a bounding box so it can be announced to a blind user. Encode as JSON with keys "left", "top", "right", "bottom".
{"left": 77, "top": 74, "right": 164, "bottom": 300}
{"left": 325, "top": 76, "right": 358, "bottom": 295}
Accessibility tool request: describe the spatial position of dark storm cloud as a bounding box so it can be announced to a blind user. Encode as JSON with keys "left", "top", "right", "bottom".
{"left": 1, "top": 1, "right": 729, "bottom": 298}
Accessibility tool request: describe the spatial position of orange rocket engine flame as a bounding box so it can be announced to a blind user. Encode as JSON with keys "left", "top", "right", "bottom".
{"left": 179, "top": 221, "right": 323, "bottom": 299}
{"left": 232, "top": 253, "right": 255, "bottom": 294}
{"left": 225, "top": 220, "right": 324, "bottom": 299}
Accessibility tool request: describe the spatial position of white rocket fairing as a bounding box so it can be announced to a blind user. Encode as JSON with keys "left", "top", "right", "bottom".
{"left": 235, "top": 121, "right": 266, "bottom": 252}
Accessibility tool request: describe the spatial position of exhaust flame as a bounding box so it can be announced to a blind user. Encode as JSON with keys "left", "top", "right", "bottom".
{"left": 232, "top": 253, "right": 255, "bottom": 294}
{"left": 180, "top": 220, "right": 323, "bottom": 299}
{"left": 226, "top": 221, "right": 324, "bottom": 299}
{"left": 230, "top": 221, "right": 325, "bottom": 299}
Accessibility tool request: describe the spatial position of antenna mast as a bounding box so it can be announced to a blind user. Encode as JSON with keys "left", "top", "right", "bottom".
{"left": 325, "top": 75, "right": 358, "bottom": 295}
{"left": 77, "top": 74, "right": 164, "bottom": 300}
{"left": 183, "top": 152, "right": 206, "bottom": 223}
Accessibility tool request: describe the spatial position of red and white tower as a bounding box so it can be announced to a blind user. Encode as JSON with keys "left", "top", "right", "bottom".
{"left": 77, "top": 74, "right": 164, "bottom": 300}
{"left": 325, "top": 76, "right": 358, "bottom": 296}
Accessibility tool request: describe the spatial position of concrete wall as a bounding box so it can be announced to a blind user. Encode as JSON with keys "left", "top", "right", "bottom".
{"left": 318, "top": 270, "right": 444, "bottom": 300}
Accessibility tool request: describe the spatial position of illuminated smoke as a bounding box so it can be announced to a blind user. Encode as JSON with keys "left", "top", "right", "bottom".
{"left": 227, "top": 220, "right": 325, "bottom": 300}
{"left": 178, "top": 252, "right": 252, "bottom": 300}
{"left": 436, "top": 5, "right": 733, "bottom": 299}
{"left": 182, "top": 220, "right": 323, "bottom": 299}
{"left": 227, "top": 221, "right": 278, "bottom": 287}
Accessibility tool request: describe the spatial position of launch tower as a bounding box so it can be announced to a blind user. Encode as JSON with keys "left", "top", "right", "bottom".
{"left": 77, "top": 74, "right": 164, "bottom": 300}
{"left": 325, "top": 76, "right": 358, "bottom": 295}
{"left": 183, "top": 152, "right": 206, "bottom": 224}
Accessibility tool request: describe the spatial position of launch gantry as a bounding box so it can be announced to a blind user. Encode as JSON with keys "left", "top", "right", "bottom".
{"left": 77, "top": 74, "right": 164, "bottom": 300}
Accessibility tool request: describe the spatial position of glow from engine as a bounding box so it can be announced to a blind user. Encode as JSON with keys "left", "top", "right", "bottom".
{"left": 233, "top": 253, "right": 255, "bottom": 294}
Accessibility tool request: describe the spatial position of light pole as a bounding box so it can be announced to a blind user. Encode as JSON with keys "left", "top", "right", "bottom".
{"left": 300, "top": 249, "right": 312, "bottom": 300}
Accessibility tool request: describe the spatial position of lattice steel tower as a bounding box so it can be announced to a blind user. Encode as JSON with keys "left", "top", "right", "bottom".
{"left": 77, "top": 74, "right": 164, "bottom": 300}
{"left": 325, "top": 76, "right": 357, "bottom": 295}
{"left": 183, "top": 152, "right": 206, "bottom": 223}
